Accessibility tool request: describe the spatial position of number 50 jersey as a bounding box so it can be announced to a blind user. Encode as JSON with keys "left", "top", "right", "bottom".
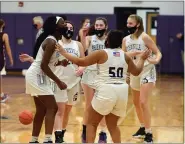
{"left": 94, "top": 48, "right": 128, "bottom": 86}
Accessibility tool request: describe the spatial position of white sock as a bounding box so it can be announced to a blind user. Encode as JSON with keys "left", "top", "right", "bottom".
{"left": 100, "top": 127, "right": 106, "bottom": 133}
{"left": 56, "top": 130, "right": 62, "bottom": 132}
{"left": 30, "top": 136, "right": 38, "bottom": 142}
{"left": 145, "top": 128, "right": 152, "bottom": 134}
{"left": 44, "top": 134, "right": 52, "bottom": 142}
{"left": 140, "top": 123, "right": 145, "bottom": 128}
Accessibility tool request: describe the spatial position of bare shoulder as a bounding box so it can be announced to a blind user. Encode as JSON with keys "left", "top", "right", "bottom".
{"left": 2, "top": 33, "right": 8, "bottom": 39}
{"left": 42, "top": 38, "right": 56, "bottom": 48}
{"left": 141, "top": 32, "right": 151, "bottom": 41}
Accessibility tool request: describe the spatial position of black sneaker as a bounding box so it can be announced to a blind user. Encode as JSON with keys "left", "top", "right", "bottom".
{"left": 132, "top": 127, "right": 146, "bottom": 138}
{"left": 43, "top": 140, "right": 53, "bottom": 143}
{"left": 55, "top": 130, "right": 66, "bottom": 143}
{"left": 29, "top": 141, "right": 39, "bottom": 143}
{"left": 144, "top": 133, "right": 153, "bottom": 143}
{"left": 98, "top": 131, "right": 107, "bottom": 143}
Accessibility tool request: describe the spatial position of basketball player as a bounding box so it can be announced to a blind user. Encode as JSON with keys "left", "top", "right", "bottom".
{"left": 76, "top": 17, "right": 90, "bottom": 52}
{"left": 0, "top": 19, "right": 14, "bottom": 103}
{"left": 53, "top": 21, "right": 84, "bottom": 143}
{"left": 55, "top": 30, "right": 151, "bottom": 143}
{"left": 122, "top": 14, "right": 162, "bottom": 143}
{"left": 80, "top": 17, "right": 108, "bottom": 143}
{"left": 19, "top": 20, "right": 84, "bottom": 143}
{"left": 25, "top": 16, "right": 67, "bottom": 143}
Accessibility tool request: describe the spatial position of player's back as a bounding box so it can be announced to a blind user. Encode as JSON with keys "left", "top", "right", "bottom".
{"left": 94, "top": 48, "right": 128, "bottom": 86}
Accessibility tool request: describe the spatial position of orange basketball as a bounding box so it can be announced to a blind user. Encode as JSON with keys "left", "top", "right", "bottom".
{"left": 19, "top": 110, "right": 33, "bottom": 125}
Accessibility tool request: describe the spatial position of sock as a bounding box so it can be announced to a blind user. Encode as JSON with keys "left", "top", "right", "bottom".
{"left": 56, "top": 130, "right": 61, "bottom": 131}
{"left": 30, "top": 136, "right": 38, "bottom": 142}
{"left": 100, "top": 127, "right": 106, "bottom": 133}
{"left": 145, "top": 128, "right": 152, "bottom": 134}
{"left": 44, "top": 134, "right": 52, "bottom": 142}
{"left": 82, "top": 125, "right": 86, "bottom": 134}
{"left": 140, "top": 123, "right": 145, "bottom": 128}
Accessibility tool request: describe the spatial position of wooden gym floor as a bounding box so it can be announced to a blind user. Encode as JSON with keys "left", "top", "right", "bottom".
{"left": 0, "top": 74, "right": 184, "bottom": 143}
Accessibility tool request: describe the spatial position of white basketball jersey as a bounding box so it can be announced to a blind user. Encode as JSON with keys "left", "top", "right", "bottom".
{"left": 54, "top": 40, "right": 81, "bottom": 89}
{"left": 125, "top": 34, "right": 151, "bottom": 66}
{"left": 94, "top": 49, "right": 128, "bottom": 86}
{"left": 31, "top": 35, "right": 59, "bottom": 72}
{"left": 87, "top": 35, "right": 106, "bottom": 70}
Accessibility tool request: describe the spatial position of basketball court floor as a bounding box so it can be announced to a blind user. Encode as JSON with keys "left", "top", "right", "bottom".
{"left": 0, "top": 74, "right": 184, "bottom": 143}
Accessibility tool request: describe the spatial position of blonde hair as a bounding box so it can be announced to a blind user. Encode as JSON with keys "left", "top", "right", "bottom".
{"left": 33, "top": 16, "right": 44, "bottom": 25}
{"left": 128, "top": 14, "right": 144, "bottom": 38}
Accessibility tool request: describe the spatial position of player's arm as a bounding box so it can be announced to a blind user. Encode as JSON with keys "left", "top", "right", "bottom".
{"left": 122, "top": 37, "right": 142, "bottom": 57}
{"left": 3, "top": 33, "right": 14, "bottom": 66}
{"left": 84, "top": 36, "right": 91, "bottom": 51}
{"left": 56, "top": 43, "right": 103, "bottom": 66}
{"left": 77, "top": 41, "right": 85, "bottom": 58}
{"left": 41, "top": 39, "right": 61, "bottom": 84}
{"left": 142, "top": 33, "right": 162, "bottom": 64}
{"left": 125, "top": 49, "right": 150, "bottom": 76}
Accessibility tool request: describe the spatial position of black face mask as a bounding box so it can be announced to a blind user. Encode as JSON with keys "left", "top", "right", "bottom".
{"left": 95, "top": 29, "right": 106, "bottom": 37}
{"left": 63, "top": 29, "right": 74, "bottom": 39}
{"left": 127, "top": 26, "right": 137, "bottom": 34}
{"left": 57, "top": 26, "right": 68, "bottom": 36}
{"left": 33, "top": 24, "right": 38, "bottom": 29}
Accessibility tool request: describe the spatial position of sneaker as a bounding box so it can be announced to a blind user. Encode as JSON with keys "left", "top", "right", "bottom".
{"left": 29, "top": 141, "right": 39, "bottom": 143}
{"left": 55, "top": 130, "right": 65, "bottom": 143}
{"left": 81, "top": 132, "right": 86, "bottom": 143}
{"left": 144, "top": 133, "right": 153, "bottom": 143}
{"left": 1, "top": 94, "right": 9, "bottom": 103}
{"left": 132, "top": 127, "right": 146, "bottom": 138}
{"left": 98, "top": 132, "right": 107, "bottom": 143}
{"left": 43, "top": 140, "right": 53, "bottom": 143}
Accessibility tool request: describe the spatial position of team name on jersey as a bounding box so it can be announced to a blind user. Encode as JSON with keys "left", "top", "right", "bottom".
{"left": 65, "top": 47, "right": 79, "bottom": 57}
{"left": 92, "top": 44, "right": 105, "bottom": 51}
{"left": 127, "top": 44, "right": 142, "bottom": 51}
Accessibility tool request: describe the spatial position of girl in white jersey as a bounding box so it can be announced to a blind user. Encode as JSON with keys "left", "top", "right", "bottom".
{"left": 56, "top": 30, "right": 151, "bottom": 143}
{"left": 80, "top": 17, "right": 108, "bottom": 143}
{"left": 122, "top": 14, "right": 162, "bottom": 143}
{"left": 52, "top": 21, "right": 85, "bottom": 143}
{"left": 24, "top": 16, "right": 67, "bottom": 143}
{"left": 20, "top": 20, "right": 84, "bottom": 143}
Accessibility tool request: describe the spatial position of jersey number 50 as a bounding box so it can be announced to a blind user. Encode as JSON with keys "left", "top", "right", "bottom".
{"left": 109, "top": 67, "right": 123, "bottom": 78}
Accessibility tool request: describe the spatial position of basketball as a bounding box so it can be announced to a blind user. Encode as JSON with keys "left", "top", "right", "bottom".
{"left": 19, "top": 110, "right": 33, "bottom": 125}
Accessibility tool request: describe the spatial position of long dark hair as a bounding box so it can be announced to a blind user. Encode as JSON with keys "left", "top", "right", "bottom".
{"left": 33, "top": 16, "right": 59, "bottom": 58}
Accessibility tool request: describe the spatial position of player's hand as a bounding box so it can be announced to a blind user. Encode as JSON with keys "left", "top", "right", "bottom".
{"left": 56, "top": 81, "right": 67, "bottom": 90}
{"left": 140, "top": 49, "right": 151, "bottom": 60}
{"left": 126, "top": 73, "right": 130, "bottom": 85}
{"left": 75, "top": 67, "right": 85, "bottom": 76}
{"left": 9, "top": 59, "right": 14, "bottom": 67}
{"left": 19, "top": 54, "right": 33, "bottom": 63}
{"left": 55, "top": 43, "right": 66, "bottom": 54}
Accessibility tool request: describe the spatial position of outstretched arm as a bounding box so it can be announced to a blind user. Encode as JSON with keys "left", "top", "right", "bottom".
{"left": 55, "top": 43, "right": 103, "bottom": 67}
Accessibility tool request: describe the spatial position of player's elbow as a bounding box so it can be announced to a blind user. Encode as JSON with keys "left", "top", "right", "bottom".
{"left": 40, "top": 62, "right": 48, "bottom": 73}
{"left": 76, "top": 59, "right": 88, "bottom": 67}
{"left": 131, "top": 68, "right": 142, "bottom": 76}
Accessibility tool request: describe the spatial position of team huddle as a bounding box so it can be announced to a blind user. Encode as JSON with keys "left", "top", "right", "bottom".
{"left": 19, "top": 14, "right": 162, "bottom": 143}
